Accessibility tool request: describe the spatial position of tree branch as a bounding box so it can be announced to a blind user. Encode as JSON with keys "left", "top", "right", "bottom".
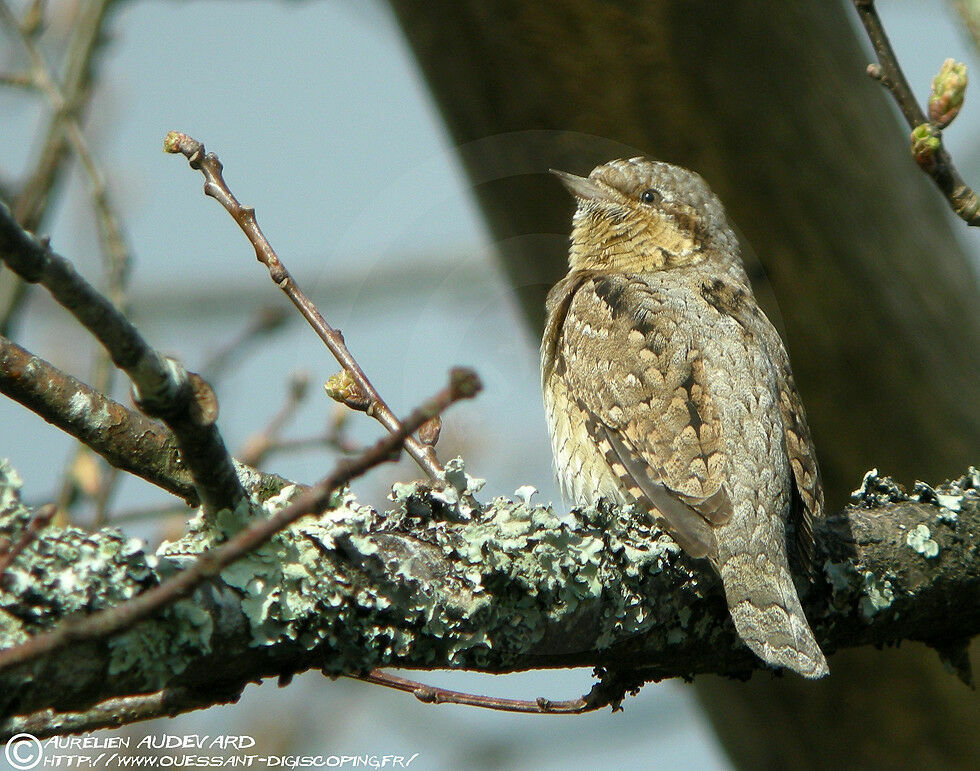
{"left": 0, "top": 334, "right": 198, "bottom": 504}
{"left": 0, "top": 203, "right": 245, "bottom": 514}
{"left": 0, "top": 335, "right": 304, "bottom": 509}
{"left": 0, "top": 368, "right": 479, "bottom": 683}
{"left": 0, "top": 462, "right": 975, "bottom": 734}
{"left": 3, "top": 688, "right": 235, "bottom": 740}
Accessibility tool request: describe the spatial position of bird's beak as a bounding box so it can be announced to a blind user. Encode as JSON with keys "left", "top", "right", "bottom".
{"left": 549, "top": 169, "right": 603, "bottom": 201}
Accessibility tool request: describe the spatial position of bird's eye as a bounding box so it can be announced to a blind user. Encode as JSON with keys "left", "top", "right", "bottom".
{"left": 639, "top": 189, "right": 661, "bottom": 204}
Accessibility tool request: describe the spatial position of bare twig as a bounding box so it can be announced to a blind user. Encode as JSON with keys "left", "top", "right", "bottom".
{"left": 101, "top": 503, "right": 193, "bottom": 527}
{"left": 0, "top": 207, "right": 245, "bottom": 513}
{"left": 0, "top": 0, "right": 132, "bottom": 297}
{"left": 304, "top": 406, "right": 362, "bottom": 454}
{"left": 4, "top": 687, "right": 235, "bottom": 740}
{"left": 0, "top": 0, "right": 115, "bottom": 336}
{"left": 0, "top": 72, "right": 33, "bottom": 88}
{"left": 0, "top": 367, "right": 480, "bottom": 675}
{"left": 238, "top": 406, "right": 365, "bottom": 463}
{"left": 852, "top": 0, "right": 980, "bottom": 224}
{"left": 0, "top": 0, "right": 134, "bottom": 523}
{"left": 201, "top": 305, "right": 290, "bottom": 383}
{"left": 238, "top": 371, "right": 310, "bottom": 467}
{"left": 164, "top": 132, "right": 447, "bottom": 483}
{"left": 0, "top": 503, "right": 55, "bottom": 579}
{"left": 7, "top": 660, "right": 623, "bottom": 735}
{"left": 90, "top": 466, "right": 122, "bottom": 527}
{"left": 350, "top": 668, "right": 632, "bottom": 715}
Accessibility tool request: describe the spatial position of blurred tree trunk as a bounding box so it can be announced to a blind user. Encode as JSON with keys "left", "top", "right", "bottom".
{"left": 387, "top": 1, "right": 980, "bottom": 768}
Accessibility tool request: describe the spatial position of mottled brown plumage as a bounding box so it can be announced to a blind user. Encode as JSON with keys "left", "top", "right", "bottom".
{"left": 542, "top": 158, "right": 828, "bottom": 678}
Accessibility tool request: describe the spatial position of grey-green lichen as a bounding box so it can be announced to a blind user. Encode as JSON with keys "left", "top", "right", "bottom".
{"left": 850, "top": 468, "right": 980, "bottom": 557}
{"left": 106, "top": 599, "right": 213, "bottom": 678}
{"left": 851, "top": 467, "right": 979, "bottom": 513}
{"left": 859, "top": 571, "right": 896, "bottom": 620}
{"left": 823, "top": 559, "right": 857, "bottom": 599}
{"left": 294, "top": 458, "right": 686, "bottom": 670}
{"left": 821, "top": 558, "right": 897, "bottom": 622}
{"left": 850, "top": 468, "right": 907, "bottom": 507}
{"left": 0, "top": 460, "right": 216, "bottom": 691}
{"left": 906, "top": 524, "right": 940, "bottom": 559}
{"left": 821, "top": 468, "right": 979, "bottom": 640}
{"left": 161, "top": 456, "right": 690, "bottom": 677}
{"left": 0, "top": 453, "right": 686, "bottom": 686}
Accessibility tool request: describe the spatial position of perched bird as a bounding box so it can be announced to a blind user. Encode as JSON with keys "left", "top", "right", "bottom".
{"left": 541, "top": 157, "right": 828, "bottom": 678}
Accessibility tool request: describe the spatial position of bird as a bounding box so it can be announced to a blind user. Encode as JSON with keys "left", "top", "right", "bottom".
{"left": 541, "top": 157, "right": 828, "bottom": 678}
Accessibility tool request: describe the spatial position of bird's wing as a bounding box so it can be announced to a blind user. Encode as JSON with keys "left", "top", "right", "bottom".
{"left": 773, "top": 364, "right": 823, "bottom": 573}
{"left": 698, "top": 276, "right": 823, "bottom": 573}
{"left": 557, "top": 273, "right": 733, "bottom": 558}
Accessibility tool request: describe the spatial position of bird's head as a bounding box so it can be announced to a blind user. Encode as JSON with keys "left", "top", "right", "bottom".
{"left": 552, "top": 157, "right": 739, "bottom": 274}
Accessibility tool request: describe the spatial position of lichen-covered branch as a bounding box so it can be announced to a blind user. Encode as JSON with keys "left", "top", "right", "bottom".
{"left": 0, "top": 460, "right": 975, "bottom": 736}
{"left": 0, "top": 369, "right": 478, "bottom": 682}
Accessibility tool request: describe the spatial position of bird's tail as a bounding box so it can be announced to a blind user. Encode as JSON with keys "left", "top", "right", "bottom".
{"left": 717, "top": 550, "right": 829, "bottom": 679}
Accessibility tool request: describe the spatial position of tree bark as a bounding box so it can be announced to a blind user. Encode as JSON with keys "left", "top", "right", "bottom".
{"left": 386, "top": 1, "right": 980, "bottom": 767}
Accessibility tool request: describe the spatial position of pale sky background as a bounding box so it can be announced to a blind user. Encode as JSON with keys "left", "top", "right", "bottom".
{"left": 1, "top": 2, "right": 978, "bottom": 769}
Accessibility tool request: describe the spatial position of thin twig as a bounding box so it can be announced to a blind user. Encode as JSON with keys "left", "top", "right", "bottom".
{"left": 0, "top": 72, "right": 33, "bottom": 88}
{"left": 0, "top": 0, "right": 132, "bottom": 297}
{"left": 0, "top": 0, "right": 134, "bottom": 523}
{"left": 201, "top": 305, "right": 290, "bottom": 384}
{"left": 0, "top": 368, "right": 480, "bottom": 675}
{"left": 238, "top": 371, "right": 310, "bottom": 467}
{"left": 349, "top": 669, "right": 624, "bottom": 715}
{"left": 164, "top": 132, "right": 447, "bottom": 483}
{"left": 852, "top": 0, "right": 980, "bottom": 224}
{"left": 90, "top": 467, "right": 121, "bottom": 527}
{"left": 352, "top": 670, "right": 590, "bottom": 713}
{"left": 0, "top": 503, "right": 56, "bottom": 579}
{"left": 0, "top": 0, "right": 115, "bottom": 336}
{"left": 2, "top": 687, "right": 235, "bottom": 740}
{"left": 255, "top": 415, "right": 364, "bottom": 461}
{"left": 100, "top": 503, "right": 194, "bottom": 527}
{"left": 0, "top": 203, "right": 246, "bottom": 514}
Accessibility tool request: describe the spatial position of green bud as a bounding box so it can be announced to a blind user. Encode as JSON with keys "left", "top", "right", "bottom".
{"left": 910, "top": 123, "right": 941, "bottom": 169}
{"left": 323, "top": 370, "right": 370, "bottom": 411}
{"left": 929, "top": 58, "right": 967, "bottom": 127}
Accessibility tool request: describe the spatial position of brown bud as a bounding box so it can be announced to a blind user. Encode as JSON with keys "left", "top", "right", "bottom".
{"left": 449, "top": 367, "right": 482, "bottom": 400}
{"left": 187, "top": 371, "right": 220, "bottom": 425}
{"left": 418, "top": 416, "right": 442, "bottom": 447}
